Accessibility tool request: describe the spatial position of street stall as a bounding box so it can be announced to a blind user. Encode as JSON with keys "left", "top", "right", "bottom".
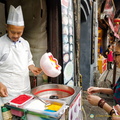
{"left": 4, "top": 84, "right": 82, "bottom": 120}
{"left": 3, "top": 51, "right": 82, "bottom": 120}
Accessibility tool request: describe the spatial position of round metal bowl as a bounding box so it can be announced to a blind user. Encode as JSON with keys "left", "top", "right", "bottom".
{"left": 31, "top": 84, "right": 75, "bottom": 99}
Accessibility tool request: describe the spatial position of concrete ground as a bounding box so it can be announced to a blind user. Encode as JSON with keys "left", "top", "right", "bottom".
{"left": 82, "top": 91, "right": 114, "bottom": 120}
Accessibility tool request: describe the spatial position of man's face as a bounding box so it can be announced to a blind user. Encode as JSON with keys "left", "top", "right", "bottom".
{"left": 114, "top": 45, "right": 120, "bottom": 68}
{"left": 7, "top": 25, "right": 24, "bottom": 42}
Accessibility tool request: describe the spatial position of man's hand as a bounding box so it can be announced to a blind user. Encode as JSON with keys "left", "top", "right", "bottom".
{"left": 29, "top": 65, "right": 42, "bottom": 76}
{"left": 0, "top": 82, "right": 8, "bottom": 97}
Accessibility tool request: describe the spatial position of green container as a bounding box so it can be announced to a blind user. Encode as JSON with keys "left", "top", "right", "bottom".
{"left": 1, "top": 106, "right": 10, "bottom": 112}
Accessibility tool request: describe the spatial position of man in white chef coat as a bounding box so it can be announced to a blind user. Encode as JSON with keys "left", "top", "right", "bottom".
{"left": 0, "top": 5, "right": 42, "bottom": 119}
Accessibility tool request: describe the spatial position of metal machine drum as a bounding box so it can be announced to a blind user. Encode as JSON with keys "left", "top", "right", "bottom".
{"left": 31, "top": 84, "right": 75, "bottom": 100}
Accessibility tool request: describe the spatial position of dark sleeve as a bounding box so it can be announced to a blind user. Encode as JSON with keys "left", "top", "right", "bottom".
{"left": 105, "top": 49, "right": 109, "bottom": 54}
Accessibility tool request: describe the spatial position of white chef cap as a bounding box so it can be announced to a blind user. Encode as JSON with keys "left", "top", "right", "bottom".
{"left": 7, "top": 5, "right": 24, "bottom": 26}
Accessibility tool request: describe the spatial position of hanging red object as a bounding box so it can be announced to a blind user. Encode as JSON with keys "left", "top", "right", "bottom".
{"left": 114, "top": 18, "right": 120, "bottom": 23}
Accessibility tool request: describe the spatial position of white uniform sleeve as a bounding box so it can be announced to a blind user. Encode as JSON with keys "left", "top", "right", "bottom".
{"left": 0, "top": 34, "right": 10, "bottom": 65}
{"left": 27, "top": 43, "right": 35, "bottom": 66}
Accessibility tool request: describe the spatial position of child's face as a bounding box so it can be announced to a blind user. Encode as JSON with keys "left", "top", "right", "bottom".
{"left": 114, "top": 45, "right": 120, "bottom": 68}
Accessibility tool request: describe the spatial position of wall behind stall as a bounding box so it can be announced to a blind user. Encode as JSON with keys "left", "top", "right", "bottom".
{"left": 0, "top": 2, "right": 6, "bottom": 37}
{"left": 80, "top": 11, "right": 92, "bottom": 90}
{"left": 6, "top": 0, "right": 47, "bottom": 85}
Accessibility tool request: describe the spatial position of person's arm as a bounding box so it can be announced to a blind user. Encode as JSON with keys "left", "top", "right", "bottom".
{"left": 102, "top": 102, "right": 113, "bottom": 114}
{"left": 106, "top": 51, "right": 109, "bottom": 55}
{"left": 28, "top": 65, "right": 42, "bottom": 76}
{"left": 87, "top": 87, "right": 113, "bottom": 95}
{"left": 27, "top": 42, "right": 35, "bottom": 66}
{"left": 87, "top": 95, "right": 115, "bottom": 118}
{"left": 0, "top": 82, "right": 8, "bottom": 97}
{"left": 26, "top": 41, "right": 42, "bottom": 75}
{"left": 101, "top": 102, "right": 117, "bottom": 119}
{"left": 106, "top": 49, "right": 110, "bottom": 55}
{"left": 98, "top": 88, "right": 113, "bottom": 94}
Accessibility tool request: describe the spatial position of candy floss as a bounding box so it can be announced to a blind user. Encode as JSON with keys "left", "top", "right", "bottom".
{"left": 40, "top": 52, "right": 62, "bottom": 77}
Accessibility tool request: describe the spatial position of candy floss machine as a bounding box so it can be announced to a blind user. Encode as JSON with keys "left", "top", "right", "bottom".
{"left": 31, "top": 84, "right": 83, "bottom": 120}
{"left": 5, "top": 84, "right": 83, "bottom": 120}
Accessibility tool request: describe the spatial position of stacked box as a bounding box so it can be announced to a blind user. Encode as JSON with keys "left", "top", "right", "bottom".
{"left": 98, "top": 58, "right": 107, "bottom": 73}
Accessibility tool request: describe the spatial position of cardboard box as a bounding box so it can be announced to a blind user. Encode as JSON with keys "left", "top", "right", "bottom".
{"left": 98, "top": 58, "right": 107, "bottom": 73}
